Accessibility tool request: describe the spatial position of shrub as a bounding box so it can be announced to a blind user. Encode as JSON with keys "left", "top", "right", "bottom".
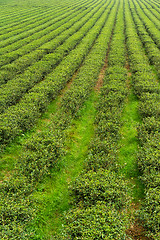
{"left": 70, "top": 169, "right": 130, "bottom": 209}
{"left": 60, "top": 202, "right": 130, "bottom": 240}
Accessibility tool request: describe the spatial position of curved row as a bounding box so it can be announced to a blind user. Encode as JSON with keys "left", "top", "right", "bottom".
{"left": 0, "top": 1, "right": 118, "bottom": 238}
{"left": 58, "top": 3, "right": 131, "bottom": 238}
{"left": 0, "top": 0, "right": 99, "bottom": 84}
{"left": 124, "top": 1, "right": 160, "bottom": 239}
{"left": 0, "top": 0, "right": 108, "bottom": 113}
{"left": 0, "top": 0, "right": 92, "bottom": 45}
{"left": 129, "top": 0, "right": 160, "bottom": 78}
{"left": 140, "top": 0, "right": 160, "bottom": 20}
{"left": 0, "top": 6, "right": 48, "bottom": 27}
{"left": 0, "top": 0, "right": 73, "bottom": 27}
{"left": 136, "top": 0, "right": 160, "bottom": 24}
{"left": 0, "top": 6, "right": 63, "bottom": 32}
{"left": 147, "top": 0, "right": 160, "bottom": 9}
{"left": 0, "top": 6, "right": 73, "bottom": 42}
{"left": 130, "top": 0, "right": 160, "bottom": 48}
{"left": 0, "top": 0, "right": 114, "bottom": 148}
{"left": 0, "top": 0, "right": 91, "bottom": 55}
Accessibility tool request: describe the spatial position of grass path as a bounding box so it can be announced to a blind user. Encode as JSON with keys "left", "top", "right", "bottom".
{"left": 0, "top": 96, "right": 59, "bottom": 179}
{"left": 0, "top": 70, "right": 78, "bottom": 180}
{"left": 118, "top": 64, "right": 150, "bottom": 239}
{"left": 29, "top": 38, "right": 110, "bottom": 238}
{"left": 30, "top": 92, "right": 98, "bottom": 238}
{"left": 118, "top": 91, "right": 144, "bottom": 202}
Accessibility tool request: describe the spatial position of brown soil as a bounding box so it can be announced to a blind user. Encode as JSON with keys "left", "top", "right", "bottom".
{"left": 128, "top": 72, "right": 132, "bottom": 77}
{"left": 126, "top": 72, "right": 131, "bottom": 89}
{"left": 125, "top": 59, "right": 132, "bottom": 89}
{"left": 43, "top": 119, "right": 51, "bottom": 123}
{"left": 94, "top": 58, "right": 108, "bottom": 92}
{"left": 59, "top": 69, "right": 79, "bottom": 100}
{"left": 124, "top": 33, "right": 151, "bottom": 240}
{"left": 125, "top": 61, "right": 130, "bottom": 70}
{"left": 126, "top": 221, "right": 151, "bottom": 240}
{"left": 125, "top": 201, "right": 151, "bottom": 240}
{"left": 95, "top": 16, "right": 118, "bottom": 92}
{"left": 94, "top": 27, "right": 114, "bottom": 92}
{"left": 0, "top": 170, "right": 14, "bottom": 183}
{"left": 65, "top": 170, "right": 71, "bottom": 184}
{"left": 37, "top": 129, "right": 42, "bottom": 133}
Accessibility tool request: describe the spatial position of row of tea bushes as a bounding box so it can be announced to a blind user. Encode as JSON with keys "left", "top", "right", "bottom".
{"left": 0, "top": 0, "right": 97, "bottom": 82}
{"left": 58, "top": 6, "right": 132, "bottom": 239}
{"left": 0, "top": 7, "right": 68, "bottom": 43}
{"left": 0, "top": 0, "right": 114, "bottom": 149}
{"left": 0, "top": 5, "right": 56, "bottom": 27}
{"left": 0, "top": 0, "right": 106, "bottom": 108}
{"left": 129, "top": 1, "right": 160, "bottom": 78}
{"left": 0, "top": 6, "right": 81, "bottom": 53}
{"left": 139, "top": 0, "right": 160, "bottom": 21}
{"left": 135, "top": 0, "right": 160, "bottom": 26}
{"left": 0, "top": 3, "right": 118, "bottom": 238}
{"left": 20, "top": 0, "right": 118, "bottom": 187}
{"left": 125, "top": 3, "right": 160, "bottom": 239}
{"left": 130, "top": 0, "right": 160, "bottom": 48}
{"left": 0, "top": 0, "right": 91, "bottom": 31}
{"left": 0, "top": 0, "right": 98, "bottom": 61}
{"left": 0, "top": 0, "right": 82, "bottom": 38}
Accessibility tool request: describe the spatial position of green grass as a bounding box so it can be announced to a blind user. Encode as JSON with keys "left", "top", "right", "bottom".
{"left": 0, "top": 79, "right": 77, "bottom": 177}
{"left": 118, "top": 91, "right": 145, "bottom": 202}
{"left": 0, "top": 96, "right": 60, "bottom": 180}
{"left": 30, "top": 92, "right": 98, "bottom": 239}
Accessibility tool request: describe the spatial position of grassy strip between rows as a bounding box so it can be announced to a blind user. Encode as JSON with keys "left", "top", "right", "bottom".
{"left": 0, "top": 1, "right": 118, "bottom": 237}
{"left": 0, "top": 0, "right": 100, "bottom": 103}
{"left": 125, "top": 1, "right": 160, "bottom": 238}
{"left": 0, "top": 94, "right": 60, "bottom": 180}
{"left": 0, "top": 0, "right": 112, "bottom": 174}
{"left": 55, "top": 2, "right": 133, "bottom": 239}
{"left": 118, "top": 90, "right": 144, "bottom": 202}
{"left": 30, "top": 92, "right": 98, "bottom": 238}
{"left": 0, "top": 0, "right": 112, "bottom": 146}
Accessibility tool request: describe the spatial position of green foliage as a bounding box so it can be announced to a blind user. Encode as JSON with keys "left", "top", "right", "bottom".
{"left": 138, "top": 187, "right": 160, "bottom": 240}
{"left": 0, "top": 176, "right": 35, "bottom": 239}
{"left": 0, "top": 125, "right": 63, "bottom": 238}
{"left": 138, "top": 93, "right": 160, "bottom": 118}
{"left": 60, "top": 6, "right": 131, "bottom": 239}
{"left": 138, "top": 132, "right": 160, "bottom": 188}
{"left": 0, "top": 1, "right": 117, "bottom": 237}
{"left": 137, "top": 116, "right": 160, "bottom": 144}
{"left": 59, "top": 202, "right": 129, "bottom": 240}
{"left": 129, "top": 2, "right": 160, "bottom": 77}
{"left": 1, "top": 0, "right": 160, "bottom": 238}
{"left": 70, "top": 169, "right": 130, "bottom": 209}
{"left": 0, "top": 5, "right": 103, "bottom": 113}
{"left": 0, "top": 2, "right": 110, "bottom": 147}
{"left": 125, "top": 4, "right": 160, "bottom": 238}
